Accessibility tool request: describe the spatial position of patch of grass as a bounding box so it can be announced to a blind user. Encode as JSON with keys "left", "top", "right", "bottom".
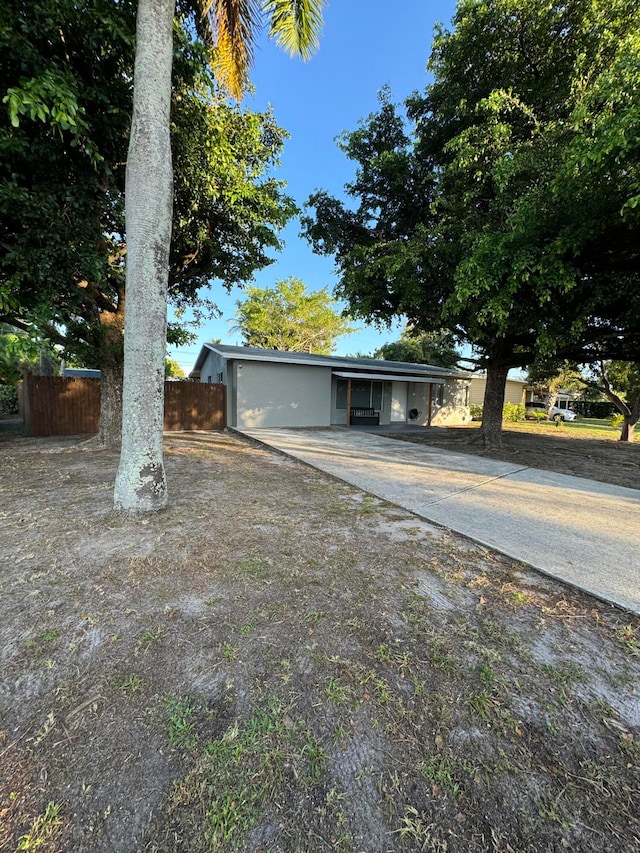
{"left": 324, "top": 677, "right": 351, "bottom": 705}
{"left": 506, "top": 589, "right": 531, "bottom": 606}
{"left": 420, "top": 753, "right": 471, "bottom": 796}
{"left": 17, "top": 801, "right": 63, "bottom": 851}
{"left": 475, "top": 662, "right": 499, "bottom": 688}
{"left": 467, "top": 689, "right": 494, "bottom": 721}
{"left": 165, "top": 696, "right": 199, "bottom": 751}
{"left": 615, "top": 625, "right": 639, "bottom": 656}
{"left": 24, "top": 629, "right": 60, "bottom": 658}
{"left": 301, "top": 741, "right": 327, "bottom": 782}
{"left": 221, "top": 642, "right": 238, "bottom": 662}
{"left": 139, "top": 627, "right": 164, "bottom": 653}
{"left": 463, "top": 640, "right": 503, "bottom": 665}
{"left": 305, "top": 610, "right": 326, "bottom": 625}
{"left": 373, "top": 643, "right": 412, "bottom": 673}
{"left": 372, "top": 677, "right": 393, "bottom": 705}
{"left": 118, "top": 675, "right": 143, "bottom": 694}
{"left": 425, "top": 635, "right": 460, "bottom": 675}
{"left": 374, "top": 643, "right": 392, "bottom": 663}
{"left": 541, "top": 661, "right": 588, "bottom": 685}
{"left": 240, "top": 558, "right": 271, "bottom": 578}
{"left": 538, "top": 789, "right": 575, "bottom": 831}
{"left": 618, "top": 733, "right": 640, "bottom": 765}
{"left": 357, "top": 496, "right": 379, "bottom": 514}
{"left": 396, "top": 807, "right": 449, "bottom": 851}
{"left": 164, "top": 698, "right": 325, "bottom": 851}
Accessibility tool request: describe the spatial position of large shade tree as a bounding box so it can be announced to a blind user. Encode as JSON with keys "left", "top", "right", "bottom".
{"left": 303, "top": 0, "right": 640, "bottom": 446}
{"left": 114, "top": 0, "right": 325, "bottom": 512}
{"left": 1, "top": 0, "right": 296, "bottom": 446}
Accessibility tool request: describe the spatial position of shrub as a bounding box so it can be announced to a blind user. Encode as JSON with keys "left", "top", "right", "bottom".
{"left": 0, "top": 384, "right": 19, "bottom": 415}
{"left": 610, "top": 413, "right": 624, "bottom": 429}
{"left": 502, "top": 402, "right": 525, "bottom": 422}
{"left": 470, "top": 404, "right": 483, "bottom": 421}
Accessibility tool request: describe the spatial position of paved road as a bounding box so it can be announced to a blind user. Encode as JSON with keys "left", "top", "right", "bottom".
{"left": 240, "top": 427, "right": 640, "bottom": 616}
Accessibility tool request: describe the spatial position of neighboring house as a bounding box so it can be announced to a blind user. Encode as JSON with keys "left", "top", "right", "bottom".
{"left": 524, "top": 387, "right": 580, "bottom": 412}
{"left": 61, "top": 366, "right": 101, "bottom": 379}
{"left": 469, "top": 374, "right": 527, "bottom": 408}
{"left": 190, "top": 344, "right": 471, "bottom": 430}
{"left": 470, "top": 372, "right": 580, "bottom": 413}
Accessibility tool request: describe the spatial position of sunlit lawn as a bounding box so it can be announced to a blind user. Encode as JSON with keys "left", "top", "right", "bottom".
{"left": 502, "top": 417, "right": 637, "bottom": 441}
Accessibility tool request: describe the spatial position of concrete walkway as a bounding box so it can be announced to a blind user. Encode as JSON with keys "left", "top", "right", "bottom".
{"left": 239, "top": 427, "right": 640, "bottom": 616}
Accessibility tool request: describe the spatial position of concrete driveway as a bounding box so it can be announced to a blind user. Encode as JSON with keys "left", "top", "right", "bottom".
{"left": 239, "top": 427, "right": 640, "bottom": 616}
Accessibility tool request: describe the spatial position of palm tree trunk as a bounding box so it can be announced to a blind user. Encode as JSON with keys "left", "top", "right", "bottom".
{"left": 114, "top": 0, "right": 175, "bottom": 512}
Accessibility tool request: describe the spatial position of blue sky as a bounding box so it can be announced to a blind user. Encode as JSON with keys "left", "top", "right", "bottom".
{"left": 169, "top": 0, "right": 459, "bottom": 374}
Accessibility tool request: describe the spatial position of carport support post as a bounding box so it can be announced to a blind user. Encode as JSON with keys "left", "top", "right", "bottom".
{"left": 428, "top": 384, "right": 433, "bottom": 426}
{"left": 346, "top": 378, "right": 352, "bottom": 427}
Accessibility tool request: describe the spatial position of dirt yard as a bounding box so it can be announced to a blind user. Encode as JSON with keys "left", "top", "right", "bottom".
{"left": 384, "top": 422, "right": 640, "bottom": 491}
{"left": 1, "top": 425, "right": 639, "bottom": 852}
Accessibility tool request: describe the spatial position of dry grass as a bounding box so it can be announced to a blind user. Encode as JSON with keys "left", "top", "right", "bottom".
{"left": 0, "top": 428, "right": 638, "bottom": 852}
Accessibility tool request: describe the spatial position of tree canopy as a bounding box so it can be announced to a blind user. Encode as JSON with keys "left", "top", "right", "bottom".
{"left": 1, "top": 0, "right": 296, "bottom": 444}
{"left": 0, "top": 323, "right": 57, "bottom": 384}
{"left": 303, "top": 0, "right": 640, "bottom": 445}
{"left": 232, "top": 277, "right": 356, "bottom": 354}
{"left": 374, "top": 328, "right": 460, "bottom": 368}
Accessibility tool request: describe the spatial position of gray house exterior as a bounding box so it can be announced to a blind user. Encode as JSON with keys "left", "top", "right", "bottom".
{"left": 190, "top": 344, "right": 471, "bottom": 430}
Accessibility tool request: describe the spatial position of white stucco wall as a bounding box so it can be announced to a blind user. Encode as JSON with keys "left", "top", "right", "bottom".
{"left": 431, "top": 380, "right": 471, "bottom": 426}
{"left": 407, "top": 383, "right": 431, "bottom": 426}
{"left": 199, "top": 350, "right": 232, "bottom": 424}
{"left": 200, "top": 350, "right": 227, "bottom": 385}
{"left": 390, "top": 381, "right": 407, "bottom": 422}
{"left": 234, "top": 361, "right": 332, "bottom": 428}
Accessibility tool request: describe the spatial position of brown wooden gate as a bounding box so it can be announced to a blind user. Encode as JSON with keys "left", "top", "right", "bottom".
{"left": 163, "top": 381, "right": 225, "bottom": 431}
{"left": 20, "top": 375, "right": 226, "bottom": 436}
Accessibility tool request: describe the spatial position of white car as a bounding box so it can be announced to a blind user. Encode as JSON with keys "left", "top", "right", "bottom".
{"left": 525, "top": 401, "right": 577, "bottom": 422}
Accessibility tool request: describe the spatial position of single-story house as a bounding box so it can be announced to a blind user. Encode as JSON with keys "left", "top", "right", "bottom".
{"left": 524, "top": 388, "right": 580, "bottom": 412}
{"left": 469, "top": 374, "right": 527, "bottom": 407}
{"left": 190, "top": 344, "right": 471, "bottom": 430}
{"left": 470, "top": 373, "right": 580, "bottom": 413}
{"left": 60, "top": 365, "right": 101, "bottom": 379}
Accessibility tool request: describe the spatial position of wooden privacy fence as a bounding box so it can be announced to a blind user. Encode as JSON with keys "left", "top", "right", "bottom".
{"left": 163, "top": 381, "right": 225, "bottom": 432}
{"left": 20, "top": 375, "right": 226, "bottom": 436}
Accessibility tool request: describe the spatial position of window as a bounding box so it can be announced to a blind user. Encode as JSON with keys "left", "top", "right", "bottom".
{"left": 436, "top": 385, "right": 444, "bottom": 406}
{"left": 217, "top": 372, "right": 224, "bottom": 384}
{"left": 336, "top": 378, "right": 383, "bottom": 410}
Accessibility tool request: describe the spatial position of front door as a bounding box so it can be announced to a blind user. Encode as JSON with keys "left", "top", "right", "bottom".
{"left": 390, "top": 382, "right": 407, "bottom": 422}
